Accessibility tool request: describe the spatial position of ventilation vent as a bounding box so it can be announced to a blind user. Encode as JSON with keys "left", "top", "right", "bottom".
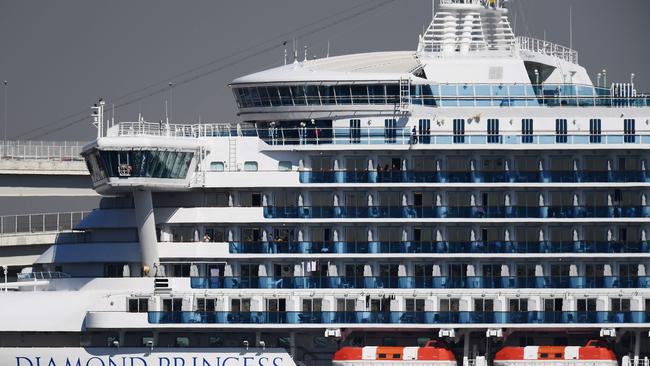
{"left": 488, "top": 66, "right": 504, "bottom": 80}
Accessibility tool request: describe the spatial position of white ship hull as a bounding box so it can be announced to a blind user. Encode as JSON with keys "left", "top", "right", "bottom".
{"left": 1, "top": 348, "right": 295, "bottom": 366}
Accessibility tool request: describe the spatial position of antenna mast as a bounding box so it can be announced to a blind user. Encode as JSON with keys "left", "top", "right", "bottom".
{"left": 569, "top": 5, "right": 573, "bottom": 50}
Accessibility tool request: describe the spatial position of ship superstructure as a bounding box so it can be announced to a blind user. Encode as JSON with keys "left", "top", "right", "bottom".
{"left": 1, "top": 0, "right": 650, "bottom": 365}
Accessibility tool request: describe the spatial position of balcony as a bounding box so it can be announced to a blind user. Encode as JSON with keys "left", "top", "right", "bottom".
{"left": 299, "top": 170, "right": 647, "bottom": 184}
{"left": 148, "top": 311, "right": 650, "bottom": 325}
{"left": 189, "top": 276, "right": 650, "bottom": 290}
{"left": 263, "top": 206, "right": 650, "bottom": 219}
{"left": 228, "top": 240, "right": 650, "bottom": 255}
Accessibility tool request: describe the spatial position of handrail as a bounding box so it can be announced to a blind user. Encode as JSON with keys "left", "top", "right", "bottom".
{"left": 516, "top": 36, "right": 578, "bottom": 64}
{"left": 0, "top": 211, "right": 89, "bottom": 236}
{"left": 0, "top": 141, "right": 85, "bottom": 161}
{"left": 110, "top": 122, "right": 650, "bottom": 147}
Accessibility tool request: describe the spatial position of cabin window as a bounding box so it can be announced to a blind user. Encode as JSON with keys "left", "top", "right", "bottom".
{"left": 175, "top": 337, "right": 190, "bottom": 347}
{"left": 210, "top": 162, "right": 225, "bottom": 171}
{"left": 624, "top": 119, "right": 636, "bottom": 143}
{"left": 104, "top": 263, "right": 128, "bottom": 278}
{"left": 278, "top": 161, "right": 292, "bottom": 171}
{"left": 196, "top": 298, "right": 217, "bottom": 312}
{"left": 487, "top": 118, "right": 500, "bottom": 143}
{"left": 589, "top": 118, "right": 602, "bottom": 143}
{"left": 162, "top": 298, "right": 183, "bottom": 312}
{"left": 349, "top": 119, "right": 361, "bottom": 143}
{"left": 337, "top": 298, "right": 356, "bottom": 312}
{"left": 453, "top": 119, "right": 465, "bottom": 143}
{"left": 128, "top": 298, "right": 149, "bottom": 313}
{"left": 384, "top": 119, "right": 397, "bottom": 144}
{"left": 418, "top": 119, "right": 431, "bottom": 144}
{"left": 611, "top": 298, "right": 631, "bottom": 312}
{"left": 244, "top": 161, "right": 258, "bottom": 171}
{"left": 405, "top": 298, "right": 425, "bottom": 312}
{"left": 302, "top": 298, "right": 323, "bottom": 312}
{"left": 231, "top": 298, "right": 251, "bottom": 312}
{"left": 555, "top": 119, "right": 568, "bottom": 143}
{"left": 509, "top": 298, "right": 528, "bottom": 312}
{"left": 521, "top": 118, "right": 534, "bottom": 143}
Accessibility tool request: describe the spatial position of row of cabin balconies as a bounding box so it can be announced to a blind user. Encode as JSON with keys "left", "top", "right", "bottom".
{"left": 164, "top": 261, "right": 650, "bottom": 289}
{"left": 263, "top": 205, "right": 650, "bottom": 219}
{"left": 161, "top": 223, "right": 647, "bottom": 254}
{"left": 226, "top": 240, "right": 650, "bottom": 255}
{"left": 136, "top": 292, "right": 650, "bottom": 326}
{"left": 299, "top": 169, "right": 650, "bottom": 184}
{"left": 188, "top": 275, "right": 650, "bottom": 290}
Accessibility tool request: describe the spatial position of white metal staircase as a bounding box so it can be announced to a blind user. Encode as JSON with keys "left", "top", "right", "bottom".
{"left": 398, "top": 78, "right": 411, "bottom": 114}
{"left": 228, "top": 137, "right": 238, "bottom": 171}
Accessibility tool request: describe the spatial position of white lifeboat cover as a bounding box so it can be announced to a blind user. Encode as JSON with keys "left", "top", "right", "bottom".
{"left": 564, "top": 347, "right": 580, "bottom": 360}
{"left": 523, "top": 346, "right": 539, "bottom": 360}
{"left": 403, "top": 347, "right": 419, "bottom": 360}
{"left": 362, "top": 347, "right": 378, "bottom": 360}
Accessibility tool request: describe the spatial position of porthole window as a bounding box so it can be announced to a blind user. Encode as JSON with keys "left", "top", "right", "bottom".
{"left": 244, "top": 161, "right": 258, "bottom": 171}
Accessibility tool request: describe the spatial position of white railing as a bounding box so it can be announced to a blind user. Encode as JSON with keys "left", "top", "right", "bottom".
{"left": 0, "top": 211, "right": 89, "bottom": 236}
{"left": 112, "top": 122, "right": 240, "bottom": 138}
{"left": 0, "top": 141, "right": 85, "bottom": 161}
{"left": 440, "top": 0, "right": 507, "bottom": 8}
{"left": 17, "top": 271, "right": 71, "bottom": 281}
{"left": 516, "top": 36, "right": 578, "bottom": 64}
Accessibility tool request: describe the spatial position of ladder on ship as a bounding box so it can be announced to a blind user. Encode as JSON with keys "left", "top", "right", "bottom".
{"left": 398, "top": 78, "right": 411, "bottom": 114}
{"left": 228, "top": 136, "right": 237, "bottom": 171}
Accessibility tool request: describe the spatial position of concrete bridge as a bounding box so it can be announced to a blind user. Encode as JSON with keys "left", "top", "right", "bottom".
{"left": 0, "top": 141, "right": 98, "bottom": 277}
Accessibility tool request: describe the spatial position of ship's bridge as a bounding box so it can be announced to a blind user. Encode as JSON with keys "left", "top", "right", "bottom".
{"left": 227, "top": 0, "right": 618, "bottom": 121}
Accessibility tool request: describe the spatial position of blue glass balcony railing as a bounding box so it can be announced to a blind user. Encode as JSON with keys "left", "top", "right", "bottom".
{"left": 299, "top": 170, "right": 648, "bottom": 184}
{"left": 190, "top": 276, "right": 650, "bottom": 290}
{"left": 228, "top": 241, "right": 650, "bottom": 255}
{"left": 149, "top": 311, "right": 650, "bottom": 325}
{"left": 263, "top": 206, "right": 650, "bottom": 219}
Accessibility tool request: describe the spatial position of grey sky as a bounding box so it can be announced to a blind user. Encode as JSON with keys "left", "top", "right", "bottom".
{"left": 0, "top": 0, "right": 648, "bottom": 141}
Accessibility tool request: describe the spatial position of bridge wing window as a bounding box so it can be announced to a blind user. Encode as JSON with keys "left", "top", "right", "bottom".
{"left": 93, "top": 150, "right": 193, "bottom": 179}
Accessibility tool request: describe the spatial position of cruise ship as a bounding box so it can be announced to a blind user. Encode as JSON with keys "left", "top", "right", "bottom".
{"left": 1, "top": 0, "right": 650, "bottom": 365}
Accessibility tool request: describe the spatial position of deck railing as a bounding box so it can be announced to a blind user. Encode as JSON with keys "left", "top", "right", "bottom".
{"left": 0, "top": 211, "right": 89, "bottom": 236}
{"left": 516, "top": 36, "right": 578, "bottom": 64}
{"left": 0, "top": 141, "right": 85, "bottom": 161}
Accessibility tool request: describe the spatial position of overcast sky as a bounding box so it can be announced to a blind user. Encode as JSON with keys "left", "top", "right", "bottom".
{"left": 0, "top": 0, "right": 648, "bottom": 142}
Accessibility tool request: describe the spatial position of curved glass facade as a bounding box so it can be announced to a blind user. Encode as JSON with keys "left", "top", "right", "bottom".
{"left": 233, "top": 83, "right": 650, "bottom": 109}
{"left": 85, "top": 149, "right": 194, "bottom": 183}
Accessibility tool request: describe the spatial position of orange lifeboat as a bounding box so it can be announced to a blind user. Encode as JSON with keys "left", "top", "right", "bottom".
{"left": 333, "top": 341, "right": 457, "bottom": 366}
{"left": 494, "top": 340, "right": 617, "bottom": 366}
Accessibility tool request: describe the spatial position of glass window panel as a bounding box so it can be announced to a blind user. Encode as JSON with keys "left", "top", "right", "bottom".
{"left": 278, "top": 87, "right": 293, "bottom": 106}
{"left": 210, "top": 162, "right": 225, "bottom": 172}
{"left": 305, "top": 85, "right": 320, "bottom": 105}
{"left": 335, "top": 85, "right": 351, "bottom": 104}
{"left": 278, "top": 161, "right": 292, "bottom": 171}
{"left": 319, "top": 85, "right": 335, "bottom": 105}
{"left": 368, "top": 85, "right": 386, "bottom": 104}
{"left": 385, "top": 84, "right": 399, "bottom": 104}
{"left": 267, "top": 87, "right": 281, "bottom": 106}
{"left": 244, "top": 161, "right": 258, "bottom": 171}
{"left": 290, "top": 85, "right": 307, "bottom": 106}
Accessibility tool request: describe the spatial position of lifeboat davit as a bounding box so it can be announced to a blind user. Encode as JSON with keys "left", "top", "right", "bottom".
{"left": 333, "top": 341, "right": 456, "bottom": 366}
{"left": 494, "top": 340, "right": 616, "bottom": 366}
